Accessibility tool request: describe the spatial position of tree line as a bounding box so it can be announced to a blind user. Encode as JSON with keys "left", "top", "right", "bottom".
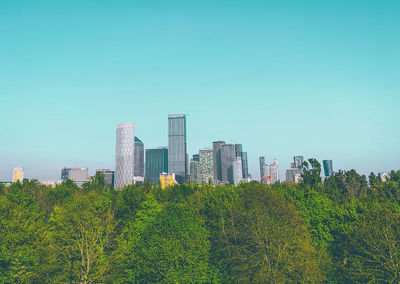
{"left": 1, "top": 159, "right": 399, "bottom": 283}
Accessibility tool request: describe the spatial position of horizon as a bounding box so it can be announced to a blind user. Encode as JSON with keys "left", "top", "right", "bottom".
{"left": 1, "top": 0, "right": 399, "bottom": 181}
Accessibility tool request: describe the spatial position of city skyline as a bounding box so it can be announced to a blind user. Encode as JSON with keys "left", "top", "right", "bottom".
{"left": 1, "top": 1, "right": 399, "bottom": 181}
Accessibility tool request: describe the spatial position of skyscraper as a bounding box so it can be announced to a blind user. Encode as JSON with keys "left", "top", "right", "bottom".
{"left": 213, "top": 141, "right": 225, "bottom": 183}
{"left": 168, "top": 114, "right": 187, "bottom": 184}
{"left": 198, "top": 148, "right": 214, "bottom": 184}
{"left": 323, "top": 160, "right": 333, "bottom": 177}
{"left": 145, "top": 147, "right": 168, "bottom": 184}
{"left": 241, "top": 151, "right": 249, "bottom": 179}
{"left": 190, "top": 154, "right": 199, "bottom": 184}
{"left": 115, "top": 123, "right": 135, "bottom": 189}
{"left": 286, "top": 156, "right": 304, "bottom": 182}
{"left": 222, "top": 144, "right": 235, "bottom": 184}
{"left": 134, "top": 137, "right": 145, "bottom": 177}
{"left": 61, "top": 167, "right": 89, "bottom": 187}
{"left": 259, "top": 156, "right": 266, "bottom": 181}
{"left": 233, "top": 157, "right": 243, "bottom": 186}
{"left": 262, "top": 159, "right": 280, "bottom": 184}
{"left": 12, "top": 167, "right": 24, "bottom": 183}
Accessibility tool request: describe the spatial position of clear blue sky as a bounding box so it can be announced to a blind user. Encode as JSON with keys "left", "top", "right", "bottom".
{"left": 0, "top": 0, "right": 399, "bottom": 181}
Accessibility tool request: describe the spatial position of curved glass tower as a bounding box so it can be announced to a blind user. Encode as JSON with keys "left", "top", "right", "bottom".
{"left": 115, "top": 123, "right": 135, "bottom": 189}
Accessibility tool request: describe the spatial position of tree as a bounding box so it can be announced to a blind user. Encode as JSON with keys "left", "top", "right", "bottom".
{"left": 343, "top": 205, "right": 400, "bottom": 282}
{"left": 223, "top": 186, "right": 326, "bottom": 282}
{"left": 301, "top": 158, "right": 322, "bottom": 187}
{"left": 118, "top": 199, "right": 216, "bottom": 282}
{"left": 47, "top": 191, "right": 116, "bottom": 283}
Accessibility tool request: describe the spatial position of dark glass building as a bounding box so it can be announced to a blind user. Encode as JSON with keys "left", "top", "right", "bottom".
{"left": 145, "top": 147, "right": 168, "bottom": 184}
{"left": 134, "top": 137, "right": 144, "bottom": 177}
{"left": 323, "top": 160, "right": 333, "bottom": 177}
{"left": 259, "top": 156, "right": 266, "bottom": 181}
{"left": 241, "top": 151, "right": 249, "bottom": 179}
{"left": 213, "top": 141, "right": 225, "bottom": 183}
{"left": 168, "top": 114, "right": 187, "bottom": 184}
{"left": 222, "top": 144, "right": 235, "bottom": 184}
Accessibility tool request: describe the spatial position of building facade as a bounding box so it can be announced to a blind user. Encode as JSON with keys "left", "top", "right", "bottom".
{"left": 323, "top": 160, "right": 333, "bottom": 177}
{"left": 286, "top": 156, "right": 304, "bottom": 182}
{"left": 213, "top": 141, "right": 225, "bottom": 183}
{"left": 222, "top": 144, "right": 236, "bottom": 184}
{"left": 96, "top": 169, "right": 115, "bottom": 186}
{"left": 259, "top": 156, "right": 266, "bottom": 182}
{"left": 233, "top": 157, "right": 243, "bottom": 186}
{"left": 115, "top": 123, "right": 135, "bottom": 189}
{"left": 190, "top": 154, "right": 200, "bottom": 183}
{"left": 12, "top": 167, "right": 24, "bottom": 183}
{"left": 61, "top": 167, "right": 89, "bottom": 187}
{"left": 198, "top": 148, "right": 214, "bottom": 184}
{"left": 241, "top": 151, "right": 249, "bottom": 179}
{"left": 160, "top": 173, "right": 177, "bottom": 189}
{"left": 134, "top": 137, "right": 145, "bottom": 178}
{"left": 145, "top": 147, "right": 168, "bottom": 184}
{"left": 168, "top": 114, "right": 187, "bottom": 184}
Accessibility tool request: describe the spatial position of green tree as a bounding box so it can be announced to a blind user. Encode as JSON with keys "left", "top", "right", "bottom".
{"left": 343, "top": 205, "right": 400, "bottom": 282}
{"left": 47, "top": 191, "right": 116, "bottom": 283}
{"left": 300, "top": 158, "right": 322, "bottom": 187}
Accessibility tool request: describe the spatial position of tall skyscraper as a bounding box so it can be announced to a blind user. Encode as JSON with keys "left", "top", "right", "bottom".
{"left": 168, "top": 114, "right": 187, "bottom": 184}
{"left": 198, "top": 148, "right": 214, "bottom": 184}
{"left": 233, "top": 157, "right": 243, "bottom": 186}
{"left": 241, "top": 151, "right": 249, "bottom": 179}
{"left": 115, "top": 123, "right": 135, "bottom": 189}
{"left": 12, "top": 167, "right": 24, "bottom": 183}
{"left": 323, "top": 160, "right": 333, "bottom": 177}
{"left": 262, "top": 159, "right": 280, "bottom": 184}
{"left": 145, "top": 147, "right": 168, "bottom": 184}
{"left": 134, "top": 137, "right": 145, "bottom": 177}
{"left": 222, "top": 144, "right": 235, "bottom": 184}
{"left": 190, "top": 154, "right": 199, "bottom": 184}
{"left": 61, "top": 167, "right": 89, "bottom": 187}
{"left": 213, "top": 141, "right": 225, "bottom": 183}
{"left": 259, "top": 156, "right": 266, "bottom": 181}
{"left": 96, "top": 169, "right": 115, "bottom": 186}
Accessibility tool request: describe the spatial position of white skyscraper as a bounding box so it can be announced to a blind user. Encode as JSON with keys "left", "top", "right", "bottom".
{"left": 233, "top": 157, "right": 243, "bottom": 186}
{"left": 115, "top": 123, "right": 135, "bottom": 189}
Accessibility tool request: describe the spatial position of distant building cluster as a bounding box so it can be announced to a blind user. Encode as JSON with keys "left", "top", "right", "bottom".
{"left": 6, "top": 114, "right": 346, "bottom": 188}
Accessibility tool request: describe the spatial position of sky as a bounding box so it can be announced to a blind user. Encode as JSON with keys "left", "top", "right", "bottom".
{"left": 0, "top": 0, "right": 399, "bottom": 181}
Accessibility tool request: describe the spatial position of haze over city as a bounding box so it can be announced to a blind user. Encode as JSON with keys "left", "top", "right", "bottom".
{"left": 1, "top": 0, "right": 399, "bottom": 181}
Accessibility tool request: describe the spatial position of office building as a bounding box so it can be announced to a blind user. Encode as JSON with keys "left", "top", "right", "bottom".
{"left": 145, "top": 147, "right": 168, "bottom": 184}
{"left": 259, "top": 156, "right": 266, "bottom": 182}
{"left": 233, "top": 157, "right": 243, "bottom": 186}
{"left": 61, "top": 167, "right": 89, "bottom": 187}
{"left": 12, "top": 167, "right": 24, "bottom": 183}
{"left": 241, "top": 151, "right": 249, "bottom": 179}
{"left": 168, "top": 114, "right": 187, "bottom": 184}
{"left": 286, "top": 156, "right": 304, "bottom": 182}
{"left": 160, "top": 173, "right": 177, "bottom": 189}
{"left": 134, "top": 137, "right": 145, "bottom": 178}
{"left": 96, "top": 169, "right": 115, "bottom": 186}
{"left": 323, "top": 160, "right": 333, "bottom": 177}
{"left": 213, "top": 141, "right": 225, "bottom": 183}
{"left": 221, "top": 144, "right": 236, "bottom": 184}
{"left": 198, "top": 148, "right": 214, "bottom": 184}
{"left": 115, "top": 123, "right": 135, "bottom": 189}
{"left": 190, "top": 154, "right": 200, "bottom": 183}
{"left": 262, "top": 159, "right": 280, "bottom": 184}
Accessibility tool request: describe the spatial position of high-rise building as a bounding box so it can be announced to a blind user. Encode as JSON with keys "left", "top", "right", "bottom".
{"left": 259, "top": 156, "right": 266, "bottom": 181}
{"left": 145, "top": 147, "right": 168, "bottom": 184}
{"left": 168, "top": 114, "right": 187, "bottom": 184}
{"left": 286, "top": 156, "right": 304, "bottom": 182}
{"left": 96, "top": 169, "right": 115, "bottom": 186}
{"left": 262, "top": 159, "right": 280, "bottom": 184}
{"left": 233, "top": 157, "right": 243, "bottom": 186}
{"left": 222, "top": 144, "right": 236, "bottom": 184}
{"left": 12, "top": 167, "right": 24, "bottom": 183}
{"left": 213, "top": 141, "right": 225, "bottom": 183}
{"left": 115, "top": 123, "right": 135, "bottom": 189}
{"left": 198, "top": 148, "right": 214, "bottom": 184}
{"left": 241, "top": 151, "right": 249, "bottom": 179}
{"left": 61, "top": 167, "right": 89, "bottom": 187}
{"left": 134, "top": 137, "right": 145, "bottom": 178}
{"left": 323, "top": 160, "right": 333, "bottom": 177}
{"left": 190, "top": 154, "right": 200, "bottom": 183}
